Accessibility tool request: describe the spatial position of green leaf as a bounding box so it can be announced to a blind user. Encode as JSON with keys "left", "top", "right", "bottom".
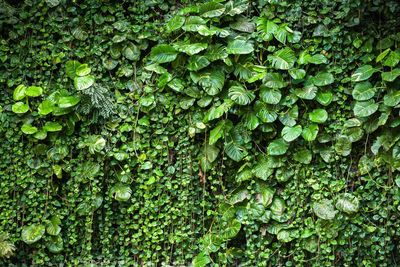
{"left": 25, "top": 86, "right": 43, "bottom": 97}
{"left": 281, "top": 125, "right": 302, "bottom": 142}
{"left": 260, "top": 87, "right": 281, "bottom": 104}
{"left": 187, "top": 55, "right": 210, "bottom": 71}
{"left": 255, "top": 181, "right": 274, "bottom": 206}
{"left": 182, "top": 16, "right": 206, "bottom": 32}
{"left": 294, "top": 84, "right": 317, "bottom": 100}
{"left": 256, "top": 18, "right": 278, "bottom": 41}
{"left": 38, "top": 100, "right": 55, "bottom": 115}
{"left": 302, "top": 124, "right": 319, "bottom": 141}
{"left": 58, "top": 96, "right": 80, "bottom": 108}
{"left": 21, "top": 224, "right": 45, "bottom": 244}
{"left": 228, "top": 85, "right": 255, "bottom": 105}
{"left": 335, "top": 136, "right": 352, "bottom": 156}
{"left": 192, "top": 252, "right": 211, "bottom": 267}
{"left": 381, "top": 68, "right": 400, "bottom": 82}
{"left": 47, "top": 236, "right": 63, "bottom": 253}
{"left": 150, "top": 44, "right": 178, "bottom": 64}
{"left": 316, "top": 91, "right": 333, "bottom": 106}
{"left": 199, "top": 1, "right": 225, "bottom": 18}
{"left": 306, "top": 54, "right": 327, "bottom": 64}
{"left": 353, "top": 100, "right": 379, "bottom": 117}
{"left": 74, "top": 75, "right": 95, "bottom": 90}
{"left": 274, "top": 26, "right": 287, "bottom": 44}
{"left": 75, "top": 63, "right": 91, "bottom": 76}
{"left": 376, "top": 48, "right": 391, "bottom": 63}
{"left": 111, "top": 183, "right": 132, "bottom": 201}
{"left": 205, "top": 100, "right": 233, "bottom": 122}
{"left": 43, "top": 122, "right": 62, "bottom": 132}
{"left": 46, "top": 216, "right": 61, "bottom": 236}
{"left": 226, "top": 39, "right": 254, "bottom": 54}
{"left": 34, "top": 130, "right": 47, "bottom": 140}
{"left": 123, "top": 43, "right": 140, "bottom": 61}
{"left": 268, "top": 47, "right": 296, "bottom": 70}
{"left": 270, "top": 197, "right": 286, "bottom": 216}
{"left": 221, "top": 219, "right": 241, "bottom": 240}
{"left": 352, "top": 81, "right": 376, "bottom": 101}
{"left": 351, "top": 65, "right": 377, "bottom": 82}
{"left": 13, "top": 84, "right": 26, "bottom": 101}
{"left": 383, "top": 51, "right": 400, "bottom": 67}
{"left": 263, "top": 73, "right": 287, "bottom": 88}
{"left": 203, "top": 144, "right": 219, "bottom": 163}
{"left": 293, "top": 149, "right": 312, "bottom": 164}
{"left": 65, "top": 60, "right": 81, "bottom": 79}
{"left": 166, "top": 15, "right": 185, "bottom": 33}
{"left": 176, "top": 43, "right": 208, "bottom": 56}
{"left": 383, "top": 90, "right": 400, "bottom": 107}
{"left": 312, "top": 72, "right": 334, "bottom": 86}
{"left": 21, "top": 124, "right": 38, "bottom": 134}
{"left": 308, "top": 109, "right": 328, "bottom": 123}
{"left": 267, "top": 138, "right": 289, "bottom": 156}
{"left": 313, "top": 199, "right": 336, "bottom": 220}
{"left": 288, "top": 68, "right": 306, "bottom": 80}
{"left": 335, "top": 193, "right": 359, "bottom": 214}
{"left": 191, "top": 68, "right": 225, "bottom": 96}
{"left": 12, "top": 102, "right": 29, "bottom": 114}
{"left": 209, "top": 120, "right": 231, "bottom": 145}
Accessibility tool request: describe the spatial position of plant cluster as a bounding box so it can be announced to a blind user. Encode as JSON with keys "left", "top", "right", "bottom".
{"left": 1, "top": 0, "right": 400, "bottom": 266}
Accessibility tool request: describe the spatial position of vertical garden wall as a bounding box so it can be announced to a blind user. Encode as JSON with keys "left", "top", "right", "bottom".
{"left": 1, "top": 0, "right": 400, "bottom": 266}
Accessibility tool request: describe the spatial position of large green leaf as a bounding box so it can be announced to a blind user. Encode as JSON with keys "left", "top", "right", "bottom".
{"left": 281, "top": 125, "right": 302, "bottom": 142}
{"left": 13, "top": 84, "right": 26, "bottom": 101}
{"left": 351, "top": 65, "right": 377, "bottom": 82}
{"left": 21, "top": 224, "right": 45, "bottom": 244}
{"left": 221, "top": 219, "right": 241, "bottom": 240}
{"left": 123, "top": 43, "right": 140, "bottom": 61}
{"left": 192, "top": 252, "right": 211, "bottom": 267}
{"left": 111, "top": 183, "right": 132, "bottom": 201}
{"left": 381, "top": 68, "right": 400, "bottom": 82}
{"left": 353, "top": 100, "right": 379, "bottom": 117}
{"left": 38, "top": 100, "right": 55, "bottom": 115}
{"left": 187, "top": 55, "right": 210, "bottom": 71}
{"left": 166, "top": 15, "right": 185, "bottom": 33}
{"left": 182, "top": 16, "right": 206, "bottom": 32}
{"left": 191, "top": 68, "right": 225, "bottom": 96}
{"left": 263, "top": 73, "right": 287, "bottom": 88}
{"left": 199, "top": 1, "right": 225, "bottom": 18}
{"left": 313, "top": 199, "right": 336, "bottom": 220}
{"left": 312, "top": 72, "right": 334, "bottom": 86}
{"left": 335, "top": 193, "right": 359, "bottom": 214}
{"left": 294, "top": 84, "right": 317, "bottom": 100}
{"left": 352, "top": 81, "right": 376, "bottom": 101}
{"left": 209, "top": 120, "right": 232, "bottom": 145}
{"left": 74, "top": 75, "right": 95, "bottom": 90}
{"left": 12, "top": 102, "right": 29, "bottom": 114}
{"left": 58, "top": 96, "right": 80, "bottom": 108}
{"left": 268, "top": 47, "right": 296, "bottom": 70}
{"left": 21, "top": 124, "right": 38, "bottom": 135}
{"left": 383, "top": 90, "right": 400, "bottom": 107}
{"left": 46, "top": 216, "right": 61, "bottom": 236}
{"left": 47, "top": 236, "right": 64, "bottom": 253}
{"left": 288, "top": 68, "right": 306, "bottom": 80}
{"left": 149, "top": 44, "right": 178, "bottom": 63}
{"left": 308, "top": 109, "right": 328, "bottom": 123}
{"left": 335, "top": 136, "right": 352, "bottom": 156}
{"left": 75, "top": 63, "right": 91, "bottom": 76}
{"left": 267, "top": 138, "right": 289, "bottom": 155}
{"left": 255, "top": 181, "right": 274, "bottom": 206}
{"left": 65, "top": 60, "right": 81, "bottom": 79}
{"left": 176, "top": 43, "right": 208, "bottom": 56}
{"left": 228, "top": 85, "right": 255, "bottom": 105}
{"left": 44, "top": 122, "right": 62, "bottom": 132}
{"left": 293, "top": 149, "right": 312, "bottom": 164}
{"left": 302, "top": 124, "right": 319, "bottom": 141}
{"left": 226, "top": 39, "right": 254, "bottom": 54}
{"left": 260, "top": 87, "right": 281, "bottom": 104}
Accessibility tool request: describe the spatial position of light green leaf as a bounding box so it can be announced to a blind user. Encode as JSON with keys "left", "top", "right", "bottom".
{"left": 270, "top": 197, "right": 286, "bottom": 216}
{"left": 21, "top": 224, "right": 45, "bottom": 244}
{"left": 58, "top": 96, "right": 80, "bottom": 108}
{"left": 43, "top": 122, "right": 62, "bottom": 132}
{"left": 306, "top": 54, "right": 328, "bottom": 64}
{"left": 313, "top": 72, "right": 334, "bottom": 86}
{"left": 383, "top": 51, "right": 400, "bottom": 67}
{"left": 268, "top": 47, "right": 296, "bottom": 70}
{"left": 352, "top": 81, "right": 376, "bottom": 101}
{"left": 176, "top": 43, "right": 208, "bottom": 56}
{"left": 111, "top": 183, "right": 132, "bottom": 201}
{"left": 191, "top": 68, "right": 225, "bottom": 96}
{"left": 316, "top": 91, "right": 333, "bottom": 106}
{"left": 187, "top": 55, "right": 210, "bottom": 71}
{"left": 335, "top": 136, "right": 352, "bottom": 156}
{"left": 308, "top": 109, "right": 328, "bottom": 123}
{"left": 75, "top": 63, "right": 91, "bottom": 76}
{"left": 281, "top": 125, "right": 302, "bottom": 142}
{"left": 21, "top": 124, "right": 38, "bottom": 134}
{"left": 221, "top": 219, "right": 241, "bottom": 240}
{"left": 25, "top": 86, "right": 43, "bottom": 97}
{"left": 260, "top": 87, "right": 281, "bottom": 104}
{"left": 302, "top": 124, "right": 319, "bottom": 141}
{"left": 227, "top": 39, "right": 254, "bottom": 54}
{"left": 182, "top": 16, "right": 206, "bottom": 32}
{"left": 353, "top": 100, "right": 379, "bottom": 117}
{"left": 295, "top": 84, "right": 317, "bottom": 100}
{"left": 351, "top": 65, "right": 377, "bottom": 82}
{"left": 65, "top": 60, "right": 81, "bottom": 79}
{"left": 12, "top": 102, "right": 29, "bottom": 114}
{"left": 47, "top": 236, "right": 63, "bottom": 253}
{"left": 38, "top": 99, "right": 55, "bottom": 115}
{"left": 166, "top": 15, "right": 185, "bottom": 33}
{"left": 383, "top": 90, "right": 400, "bottom": 107}
{"left": 313, "top": 199, "right": 336, "bottom": 220}
{"left": 274, "top": 26, "right": 287, "bottom": 44}
{"left": 13, "top": 84, "right": 26, "bottom": 101}
{"left": 150, "top": 44, "right": 178, "bottom": 64}
{"left": 228, "top": 85, "right": 255, "bottom": 105}
{"left": 381, "top": 68, "right": 400, "bottom": 82}
{"left": 192, "top": 252, "right": 211, "bottom": 267}
{"left": 288, "top": 68, "right": 306, "bottom": 80}
{"left": 293, "top": 149, "right": 312, "bottom": 164}
{"left": 263, "top": 73, "right": 287, "bottom": 88}
{"left": 376, "top": 48, "right": 391, "bottom": 63}
{"left": 46, "top": 216, "right": 61, "bottom": 236}
{"left": 199, "top": 1, "right": 225, "bottom": 18}
{"left": 74, "top": 75, "right": 95, "bottom": 90}
{"left": 123, "top": 43, "right": 140, "bottom": 61}
{"left": 255, "top": 181, "right": 274, "bottom": 206}
{"left": 267, "top": 138, "right": 289, "bottom": 155}
{"left": 335, "top": 193, "right": 359, "bottom": 214}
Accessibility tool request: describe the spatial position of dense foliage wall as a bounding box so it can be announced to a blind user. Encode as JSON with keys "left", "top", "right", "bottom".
{"left": 1, "top": 0, "right": 400, "bottom": 266}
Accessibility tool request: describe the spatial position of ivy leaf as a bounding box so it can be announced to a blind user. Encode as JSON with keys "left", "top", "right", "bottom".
{"left": 111, "top": 183, "right": 132, "bottom": 201}
{"left": 281, "top": 125, "right": 302, "bottom": 142}
{"left": 150, "top": 44, "right": 178, "bottom": 64}
{"left": 65, "top": 60, "right": 81, "bottom": 79}
{"left": 335, "top": 193, "right": 359, "bottom": 214}
{"left": 268, "top": 47, "right": 296, "bottom": 70}
{"left": 199, "top": 1, "right": 225, "bottom": 18}
{"left": 260, "top": 87, "right": 281, "bottom": 104}
{"left": 21, "top": 224, "right": 45, "bottom": 244}
{"left": 302, "top": 124, "right": 319, "bottom": 141}
{"left": 228, "top": 85, "right": 255, "bottom": 105}
{"left": 74, "top": 75, "right": 95, "bottom": 90}
{"left": 312, "top": 72, "right": 334, "bottom": 86}
{"left": 226, "top": 39, "right": 254, "bottom": 54}
{"left": 352, "top": 81, "right": 376, "bottom": 101}
{"left": 12, "top": 102, "right": 29, "bottom": 114}
{"left": 353, "top": 100, "right": 379, "bottom": 117}
{"left": 381, "top": 68, "right": 400, "bottom": 82}
{"left": 313, "top": 199, "right": 337, "bottom": 220}
{"left": 21, "top": 124, "right": 38, "bottom": 135}
{"left": 13, "top": 84, "right": 26, "bottom": 101}
{"left": 351, "top": 65, "right": 377, "bottom": 82}
{"left": 293, "top": 149, "right": 312, "bottom": 164}
{"left": 308, "top": 109, "right": 328, "bottom": 123}
{"left": 43, "top": 122, "right": 62, "bottom": 132}
{"left": 166, "top": 15, "right": 185, "bottom": 33}
{"left": 192, "top": 252, "right": 211, "bottom": 267}
{"left": 267, "top": 138, "right": 289, "bottom": 156}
